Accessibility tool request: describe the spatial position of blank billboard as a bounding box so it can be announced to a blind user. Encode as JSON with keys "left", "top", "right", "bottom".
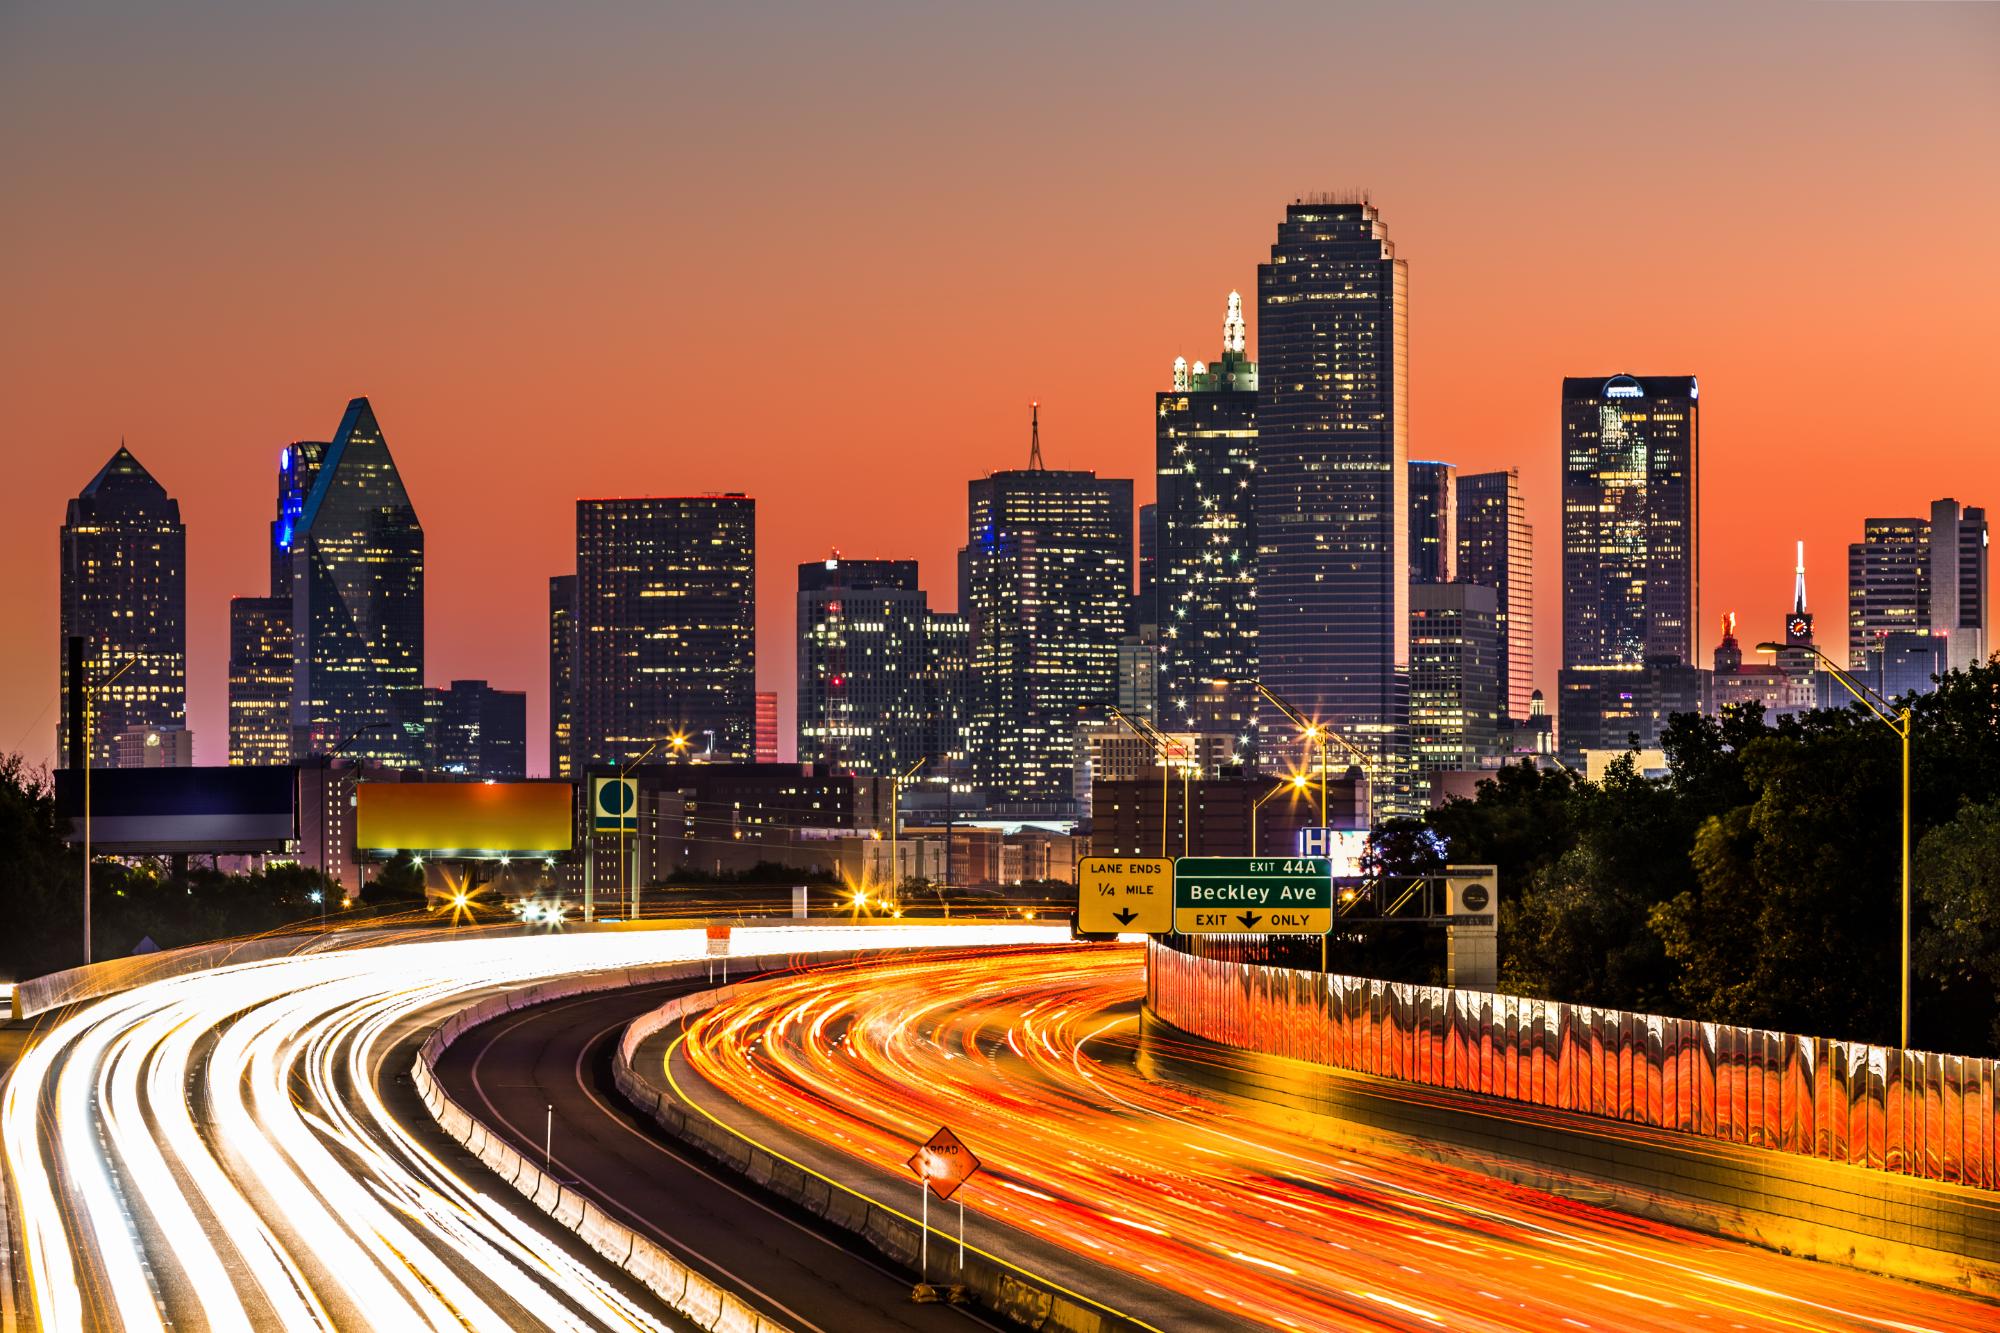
{"left": 355, "top": 782, "right": 573, "bottom": 855}
{"left": 55, "top": 766, "right": 296, "bottom": 853}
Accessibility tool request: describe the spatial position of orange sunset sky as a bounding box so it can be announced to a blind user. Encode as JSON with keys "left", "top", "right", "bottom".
{"left": 2, "top": 2, "right": 1996, "bottom": 775}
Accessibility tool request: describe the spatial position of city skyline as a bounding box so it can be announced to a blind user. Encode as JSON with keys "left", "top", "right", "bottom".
{"left": 4, "top": 4, "right": 1996, "bottom": 775}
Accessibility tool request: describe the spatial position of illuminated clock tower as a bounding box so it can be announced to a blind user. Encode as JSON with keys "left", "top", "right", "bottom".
{"left": 1778, "top": 540, "right": 1817, "bottom": 676}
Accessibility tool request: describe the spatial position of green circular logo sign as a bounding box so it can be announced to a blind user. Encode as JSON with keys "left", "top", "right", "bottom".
{"left": 598, "top": 780, "right": 635, "bottom": 815}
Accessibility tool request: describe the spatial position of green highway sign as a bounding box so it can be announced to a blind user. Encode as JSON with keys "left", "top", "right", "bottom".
{"left": 1173, "top": 857, "right": 1333, "bottom": 935}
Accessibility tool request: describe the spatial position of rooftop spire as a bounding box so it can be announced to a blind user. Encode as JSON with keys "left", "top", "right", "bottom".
{"left": 1223, "top": 290, "right": 1245, "bottom": 356}
{"left": 1028, "top": 401, "right": 1044, "bottom": 470}
{"left": 1793, "top": 540, "right": 1808, "bottom": 616}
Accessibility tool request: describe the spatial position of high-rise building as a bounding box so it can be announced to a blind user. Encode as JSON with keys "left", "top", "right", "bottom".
{"left": 110, "top": 726, "right": 194, "bottom": 768}
{"left": 568, "top": 495, "right": 756, "bottom": 771}
{"left": 917, "top": 610, "right": 972, "bottom": 788}
{"left": 1408, "top": 460, "right": 1456, "bottom": 585}
{"left": 754, "top": 691, "right": 780, "bottom": 764}
{"left": 59, "top": 446, "right": 187, "bottom": 767}
{"left": 227, "top": 595, "right": 293, "bottom": 766}
{"left": 1255, "top": 199, "right": 1410, "bottom": 808}
{"left": 1117, "top": 625, "right": 1162, "bottom": 723}
{"left": 1558, "top": 374, "right": 1700, "bottom": 755}
{"left": 1409, "top": 582, "right": 1499, "bottom": 772}
{"left": 964, "top": 408, "right": 1133, "bottom": 808}
{"left": 1136, "top": 501, "right": 1159, "bottom": 629}
{"left": 1457, "top": 469, "right": 1534, "bottom": 721}
{"left": 548, "top": 574, "right": 577, "bottom": 779}
{"left": 1846, "top": 500, "right": 1988, "bottom": 682}
{"left": 288, "top": 398, "right": 426, "bottom": 764}
{"left": 796, "top": 556, "right": 928, "bottom": 774}
{"left": 1157, "top": 292, "right": 1259, "bottom": 740}
{"left": 431, "top": 679, "right": 527, "bottom": 778}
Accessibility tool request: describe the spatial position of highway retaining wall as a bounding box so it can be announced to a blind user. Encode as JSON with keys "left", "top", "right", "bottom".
{"left": 1145, "top": 943, "right": 2000, "bottom": 1294}
{"left": 616, "top": 979, "right": 1159, "bottom": 1333}
{"left": 410, "top": 957, "right": 798, "bottom": 1333}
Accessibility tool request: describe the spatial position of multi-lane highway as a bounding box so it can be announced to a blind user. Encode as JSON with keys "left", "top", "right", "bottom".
{"left": 0, "top": 922, "right": 1056, "bottom": 1330}
{"left": 670, "top": 944, "right": 2000, "bottom": 1332}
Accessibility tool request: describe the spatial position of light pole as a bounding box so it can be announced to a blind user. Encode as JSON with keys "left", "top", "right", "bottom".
{"left": 1758, "top": 641, "right": 1915, "bottom": 1047}
{"left": 320, "top": 721, "right": 403, "bottom": 921}
{"left": 1249, "top": 681, "right": 1374, "bottom": 831}
{"left": 889, "top": 757, "right": 925, "bottom": 909}
{"left": 80, "top": 655, "right": 138, "bottom": 966}
{"left": 1250, "top": 773, "right": 1313, "bottom": 857}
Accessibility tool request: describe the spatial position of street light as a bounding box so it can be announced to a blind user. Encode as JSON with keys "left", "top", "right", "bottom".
{"left": 1758, "top": 640, "right": 1914, "bottom": 1047}
{"left": 80, "top": 655, "right": 139, "bottom": 966}
{"left": 889, "top": 757, "right": 925, "bottom": 910}
{"left": 1250, "top": 772, "right": 1315, "bottom": 857}
{"left": 1247, "top": 681, "right": 1375, "bottom": 830}
{"left": 617, "top": 737, "right": 679, "bottom": 921}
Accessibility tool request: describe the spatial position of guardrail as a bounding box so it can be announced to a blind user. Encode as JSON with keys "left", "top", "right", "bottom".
{"left": 409, "top": 956, "right": 799, "bottom": 1333}
{"left": 1147, "top": 939, "right": 2000, "bottom": 1191}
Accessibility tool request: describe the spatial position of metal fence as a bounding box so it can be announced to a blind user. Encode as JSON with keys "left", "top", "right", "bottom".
{"left": 1146, "top": 939, "right": 2000, "bottom": 1190}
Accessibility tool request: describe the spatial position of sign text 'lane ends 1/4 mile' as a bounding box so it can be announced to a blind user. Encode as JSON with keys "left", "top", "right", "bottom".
{"left": 1075, "top": 856, "right": 1173, "bottom": 933}
{"left": 1172, "top": 857, "right": 1334, "bottom": 935}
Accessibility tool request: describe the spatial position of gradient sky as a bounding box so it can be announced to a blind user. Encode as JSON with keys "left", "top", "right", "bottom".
{"left": 3, "top": 2, "right": 1996, "bottom": 776}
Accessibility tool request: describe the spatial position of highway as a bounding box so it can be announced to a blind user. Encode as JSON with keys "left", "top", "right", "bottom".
{"left": 435, "top": 980, "right": 1002, "bottom": 1332}
{"left": 0, "top": 921, "right": 1058, "bottom": 1330}
{"left": 671, "top": 943, "right": 2000, "bottom": 1332}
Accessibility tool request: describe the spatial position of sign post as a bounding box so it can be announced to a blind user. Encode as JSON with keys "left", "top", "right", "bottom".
{"left": 1444, "top": 863, "right": 1499, "bottom": 990}
{"left": 592, "top": 777, "right": 637, "bottom": 922}
{"left": 905, "top": 1125, "right": 980, "bottom": 1302}
{"left": 1172, "top": 857, "right": 1334, "bottom": 935}
{"left": 1075, "top": 856, "right": 1172, "bottom": 934}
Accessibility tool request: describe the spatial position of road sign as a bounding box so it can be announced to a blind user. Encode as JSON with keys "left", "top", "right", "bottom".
{"left": 1296, "top": 826, "right": 1369, "bottom": 876}
{"left": 592, "top": 777, "right": 637, "bottom": 833}
{"left": 1173, "top": 856, "right": 1333, "bottom": 935}
{"left": 1076, "top": 856, "right": 1172, "bottom": 933}
{"left": 906, "top": 1125, "right": 981, "bottom": 1202}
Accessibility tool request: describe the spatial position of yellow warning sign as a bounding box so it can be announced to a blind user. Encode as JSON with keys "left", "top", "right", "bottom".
{"left": 1076, "top": 856, "right": 1173, "bottom": 933}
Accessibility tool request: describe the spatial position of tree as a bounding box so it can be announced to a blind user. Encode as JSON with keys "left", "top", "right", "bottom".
{"left": 1914, "top": 797, "right": 2000, "bottom": 1054}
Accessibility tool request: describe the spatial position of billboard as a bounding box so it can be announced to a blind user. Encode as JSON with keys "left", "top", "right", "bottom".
{"left": 355, "top": 782, "right": 573, "bottom": 855}
{"left": 1296, "top": 826, "right": 1369, "bottom": 878}
{"left": 55, "top": 766, "right": 296, "bottom": 854}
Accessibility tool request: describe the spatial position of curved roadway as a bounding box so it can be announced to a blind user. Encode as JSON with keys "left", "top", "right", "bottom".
{"left": 659, "top": 943, "right": 1999, "bottom": 1332}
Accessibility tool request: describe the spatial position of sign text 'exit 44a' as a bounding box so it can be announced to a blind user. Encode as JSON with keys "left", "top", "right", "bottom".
{"left": 1172, "top": 857, "right": 1334, "bottom": 935}
{"left": 1075, "top": 856, "right": 1172, "bottom": 933}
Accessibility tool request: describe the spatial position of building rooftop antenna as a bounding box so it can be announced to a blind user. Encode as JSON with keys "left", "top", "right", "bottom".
{"left": 1794, "top": 540, "right": 1808, "bottom": 616}
{"left": 1028, "top": 401, "right": 1045, "bottom": 471}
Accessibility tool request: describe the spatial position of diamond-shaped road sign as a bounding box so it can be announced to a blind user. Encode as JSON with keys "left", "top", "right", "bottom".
{"left": 906, "top": 1125, "right": 981, "bottom": 1202}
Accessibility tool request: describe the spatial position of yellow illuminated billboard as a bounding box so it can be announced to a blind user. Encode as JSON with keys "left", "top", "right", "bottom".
{"left": 355, "top": 782, "right": 573, "bottom": 854}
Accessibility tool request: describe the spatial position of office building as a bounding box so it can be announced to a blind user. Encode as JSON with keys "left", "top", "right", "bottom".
{"left": 1137, "top": 501, "right": 1159, "bottom": 628}
{"left": 1457, "top": 469, "right": 1534, "bottom": 720}
{"left": 227, "top": 595, "right": 293, "bottom": 766}
{"left": 796, "top": 556, "right": 928, "bottom": 775}
{"left": 964, "top": 408, "right": 1133, "bottom": 808}
{"left": 1157, "top": 291, "right": 1259, "bottom": 739}
{"left": 1848, "top": 500, "right": 1988, "bottom": 680}
{"left": 1255, "top": 199, "right": 1410, "bottom": 808}
{"left": 548, "top": 574, "right": 577, "bottom": 779}
{"left": 1118, "top": 625, "right": 1161, "bottom": 724}
{"left": 1558, "top": 374, "right": 1700, "bottom": 754}
{"left": 916, "top": 611, "right": 972, "bottom": 788}
{"left": 288, "top": 398, "right": 426, "bottom": 764}
{"left": 59, "top": 445, "right": 187, "bottom": 767}
{"left": 1409, "top": 582, "right": 1499, "bottom": 772}
{"left": 111, "top": 726, "right": 194, "bottom": 769}
{"left": 432, "top": 679, "right": 527, "bottom": 778}
{"left": 1408, "top": 460, "right": 1455, "bottom": 584}
{"left": 755, "top": 692, "right": 779, "bottom": 763}
{"left": 567, "top": 495, "right": 756, "bottom": 772}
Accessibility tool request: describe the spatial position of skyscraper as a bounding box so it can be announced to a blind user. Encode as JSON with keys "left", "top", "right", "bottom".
{"left": 1409, "top": 582, "right": 1499, "bottom": 773}
{"left": 227, "top": 596, "right": 293, "bottom": 766}
{"left": 1457, "top": 469, "right": 1534, "bottom": 721}
{"left": 432, "top": 679, "right": 527, "bottom": 778}
{"left": 567, "top": 495, "right": 756, "bottom": 771}
{"left": 1847, "top": 499, "right": 1988, "bottom": 681}
{"left": 1255, "top": 198, "right": 1410, "bottom": 808}
{"left": 59, "top": 446, "right": 187, "bottom": 766}
{"left": 1558, "top": 374, "right": 1700, "bottom": 755}
{"left": 1408, "top": 460, "right": 1456, "bottom": 585}
{"left": 964, "top": 408, "right": 1132, "bottom": 807}
{"left": 548, "top": 574, "right": 577, "bottom": 779}
{"left": 796, "top": 556, "right": 929, "bottom": 774}
{"left": 1157, "top": 291, "right": 1258, "bottom": 739}
{"left": 1136, "top": 501, "right": 1159, "bottom": 629}
{"left": 288, "top": 398, "right": 426, "bottom": 764}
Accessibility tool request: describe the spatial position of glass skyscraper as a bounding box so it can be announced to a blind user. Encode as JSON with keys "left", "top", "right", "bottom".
{"left": 1408, "top": 460, "right": 1456, "bottom": 585}
{"left": 1457, "top": 469, "right": 1534, "bottom": 721}
{"left": 565, "top": 495, "right": 756, "bottom": 772}
{"left": 227, "top": 595, "right": 293, "bottom": 766}
{"left": 1558, "top": 374, "right": 1700, "bottom": 755}
{"left": 288, "top": 398, "right": 426, "bottom": 764}
{"left": 1847, "top": 499, "right": 1988, "bottom": 681}
{"left": 1255, "top": 199, "right": 1410, "bottom": 810}
{"left": 796, "top": 556, "right": 930, "bottom": 774}
{"left": 1409, "top": 582, "right": 1499, "bottom": 772}
{"left": 59, "top": 446, "right": 187, "bottom": 766}
{"left": 548, "top": 574, "right": 577, "bottom": 779}
{"left": 1157, "top": 291, "right": 1258, "bottom": 739}
{"left": 964, "top": 413, "right": 1133, "bottom": 808}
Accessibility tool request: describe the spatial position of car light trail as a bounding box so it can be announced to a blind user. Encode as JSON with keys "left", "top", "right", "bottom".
{"left": 0, "top": 922, "right": 1061, "bottom": 1329}
{"left": 678, "top": 944, "right": 1998, "bottom": 1332}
